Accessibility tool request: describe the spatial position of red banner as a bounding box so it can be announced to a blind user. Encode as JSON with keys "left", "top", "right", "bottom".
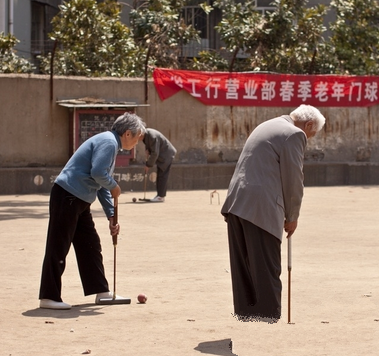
{"left": 153, "top": 68, "right": 379, "bottom": 107}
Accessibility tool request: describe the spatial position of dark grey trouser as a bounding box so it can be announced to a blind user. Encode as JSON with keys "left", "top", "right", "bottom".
{"left": 156, "top": 162, "right": 172, "bottom": 197}
{"left": 226, "top": 213, "right": 282, "bottom": 322}
{"left": 39, "top": 184, "right": 109, "bottom": 301}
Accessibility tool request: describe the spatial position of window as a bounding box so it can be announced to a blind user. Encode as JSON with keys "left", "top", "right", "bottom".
{"left": 182, "top": 1, "right": 209, "bottom": 40}
{"left": 31, "top": 1, "right": 60, "bottom": 56}
{"left": 181, "top": 0, "right": 211, "bottom": 57}
{"left": 31, "top": 2, "right": 45, "bottom": 55}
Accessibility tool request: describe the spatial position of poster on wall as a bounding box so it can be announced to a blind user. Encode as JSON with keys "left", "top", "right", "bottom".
{"left": 153, "top": 68, "right": 379, "bottom": 107}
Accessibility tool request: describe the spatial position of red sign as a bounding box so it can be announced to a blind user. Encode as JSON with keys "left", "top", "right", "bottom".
{"left": 153, "top": 68, "right": 379, "bottom": 107}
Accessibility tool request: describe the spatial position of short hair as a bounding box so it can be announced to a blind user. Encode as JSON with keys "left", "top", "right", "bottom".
{"left": 290, "top": 105, "right": 326, "bottom": 132}
{"left": 112, "top": 112, "right": 146, "bottom": 136}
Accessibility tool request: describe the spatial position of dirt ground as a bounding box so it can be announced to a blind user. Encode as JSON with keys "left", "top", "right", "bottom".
{"left": 1, "top": 187, "right": 378, "bottom": 356}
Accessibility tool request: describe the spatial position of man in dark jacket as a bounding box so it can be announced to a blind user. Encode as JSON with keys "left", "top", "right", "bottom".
{"left": 139, "top": 128, "right": 177, "bottom": 202}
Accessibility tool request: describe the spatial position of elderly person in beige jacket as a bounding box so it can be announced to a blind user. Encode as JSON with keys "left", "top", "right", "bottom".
{"left": 221, "top": 104, "right": 326, "bottom": 323}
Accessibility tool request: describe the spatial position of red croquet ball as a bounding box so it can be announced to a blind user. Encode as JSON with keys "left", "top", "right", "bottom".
{"left": 138, "top": 293, "right": 147, "bottom": 303}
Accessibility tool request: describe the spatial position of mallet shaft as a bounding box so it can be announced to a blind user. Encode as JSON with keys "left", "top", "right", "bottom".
{"left": 143, "top": 173, "right": 147, "bottom": 200}
{"left": 112, "top": 197, "right": 118, "bottom": 300}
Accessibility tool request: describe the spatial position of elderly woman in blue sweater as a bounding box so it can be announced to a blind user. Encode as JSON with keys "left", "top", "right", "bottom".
{"left": 39, "top": 112, "right": 146, "bottom": 310}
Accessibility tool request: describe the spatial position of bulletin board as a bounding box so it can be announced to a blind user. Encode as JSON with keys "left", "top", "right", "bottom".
{"left": 74, "top": 109, "right": 135, "bottom": 167}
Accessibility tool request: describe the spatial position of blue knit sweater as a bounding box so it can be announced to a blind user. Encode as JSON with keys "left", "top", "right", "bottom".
{"left": 55, "top": 130, "right": 121, "bottom": 218}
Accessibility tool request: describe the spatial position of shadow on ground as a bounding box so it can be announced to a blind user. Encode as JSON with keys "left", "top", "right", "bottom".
{"left": 195, "top": 338, "right": 237, "bottom": 355}
{"left": 22, "top": 304, "right": 105, "bottom": 319}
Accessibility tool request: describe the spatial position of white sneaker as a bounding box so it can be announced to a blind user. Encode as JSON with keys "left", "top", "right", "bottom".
{"left": 39, "top": 299, "right": 71, "bottom": 310}
{"left": 95, "top": 292, "right": 125, "bottom": 304}
{"left": 95, "top": 292, "right": 112, "bottom": 304}
{"left": 150, "top": 195, "right": 165, "bottom": 202}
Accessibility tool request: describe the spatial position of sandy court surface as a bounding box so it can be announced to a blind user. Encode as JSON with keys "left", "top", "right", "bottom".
{"left": 0, "top": 187, "right": 378, "bottom": 356}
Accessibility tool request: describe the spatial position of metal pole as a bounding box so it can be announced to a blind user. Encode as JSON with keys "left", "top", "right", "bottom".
{"left": 288, "top": 236, "right": 292, "bottom": 324}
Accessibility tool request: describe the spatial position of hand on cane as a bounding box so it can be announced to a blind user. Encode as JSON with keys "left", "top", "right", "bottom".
{"left": 284, "top": 220, "right": 297, "bottom": 238}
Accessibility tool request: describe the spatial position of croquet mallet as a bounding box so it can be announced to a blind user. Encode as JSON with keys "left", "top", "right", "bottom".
{"left": 97, "top": 197, "right": 131, "bottom": 305}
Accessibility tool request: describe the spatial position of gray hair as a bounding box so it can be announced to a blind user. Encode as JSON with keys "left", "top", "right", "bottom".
{"left": 290, "top": 104, "right": 326, "bottom": 132}
{"left": 112, "top": 112, "right": 146, "bottom": 136}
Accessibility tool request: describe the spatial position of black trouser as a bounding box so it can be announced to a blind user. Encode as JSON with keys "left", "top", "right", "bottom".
{"left": 39, "top": 184, "right": 109, "bottom": 301}
{"left": 156, "top": 162, "right": 172, "bottom": 197}
{"left": 227, "top": 213, "right": 282, "bottom": 321}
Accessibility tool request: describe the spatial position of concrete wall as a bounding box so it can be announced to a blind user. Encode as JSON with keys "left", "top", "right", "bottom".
{"left": 2, "top": 163, "right": 379, "bottom": 196}
{"left": 1, "top": 74, "right": 379, "bottom": 194}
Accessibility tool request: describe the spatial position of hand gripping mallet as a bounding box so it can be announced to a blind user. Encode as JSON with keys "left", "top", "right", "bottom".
{"left": 287, "top": 236, "right": 293, "bottom": 324}
{"left": 97, "top": 197, "right": 131, "bottom": 305}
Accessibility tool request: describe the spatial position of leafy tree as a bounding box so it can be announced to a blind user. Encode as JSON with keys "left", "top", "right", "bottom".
{"left": 129, "top": 0, "right": 201, "bottom": 73}
{"left": 34, "top": 0, "right": 379, "bottom": 76}
{"left": 39, "top": 0, "right": 144, "bottom": 77}
{"left": 329, "top": 0, "right": 379, "bottom": 75}
{"left": 0, "top": 32, "right": 35, "bottom": 73}
{"left": 254, "top": 0, "right": 331, "bottom": 74}
{"left": 190, "top": 50, "right": 229, "bottom": 71}
{"left": 211, "top": 0, "right": 263, "bottom": 72}
{"left": 207, "top": 0, "right": 331, "bottom": 74}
